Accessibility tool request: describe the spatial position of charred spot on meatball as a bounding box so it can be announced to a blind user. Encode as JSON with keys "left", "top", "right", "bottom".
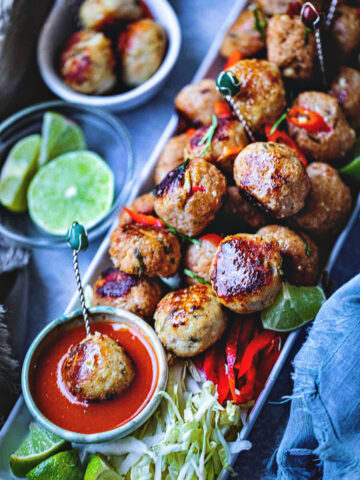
{"left": 154, "top": 134, "right": 188, "bottom": 185}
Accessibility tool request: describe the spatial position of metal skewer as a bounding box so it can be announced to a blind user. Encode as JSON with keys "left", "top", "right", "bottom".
{"left": 325, "top": 0, "right": 338, "bottom": 28}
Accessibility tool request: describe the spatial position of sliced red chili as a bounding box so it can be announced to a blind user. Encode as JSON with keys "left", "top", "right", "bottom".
{"left": 203, "top": 344, "right": 229, "bottom": 405}
{"left": 236, "top": 330, "right": 277, "bottom": 378}
{"left": 224, "top": 50, "right": 244, "bottom": 69}
{"left": 186, "top": 128, "right": 197, "bottom": 137}
{"left": 123, "top": 207, "right": 164, "bottom": 228}
{"left": 265, "top": 125, "right": 308, "bottom": 166}
{"left": 213, "top": 101, "right": 232, "bottom": 119}
{"left": 200, "top": 233, "right": 223, "bottom": 247}
{"left": 287, "top": 106, "right": 331, "bottom": 133}
{"left": 225, "top": 321, "right": 243, "bottom": 402}
{"left": 191, "top": 184, "right": 206, "bottom": 194}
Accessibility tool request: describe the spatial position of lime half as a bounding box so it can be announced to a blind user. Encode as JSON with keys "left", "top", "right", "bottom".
{"left": 85, "top": 454, "right": 122, "bottom": 480}
{"left": 10, "top": 422, "right": 70, "bottom": 477}
{"left": 38, "top": 111, "right": 86, "bottom": 166}
{"left": 26, "top": 449, "right": 83, "bottom": 480}
{"left": 0, "top": 134, "right": 41, "bottom": 212}
{"left": 28, "top": 151, "right": 114, "bottom": 235}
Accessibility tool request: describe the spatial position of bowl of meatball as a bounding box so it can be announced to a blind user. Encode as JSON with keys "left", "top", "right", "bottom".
{"left": 37, "top": 0, "right": 181, "bottom": 111}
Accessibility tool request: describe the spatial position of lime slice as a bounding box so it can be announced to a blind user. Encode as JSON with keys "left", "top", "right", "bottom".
{"left": 38, "top": 111, "right": 86, "bottom": 166}
{"left": 26, "top": 449, "right": 83, "bottom": 480}
{"left": 28, "top": 151, "right": 114, "bottom": 236}
{"left": 84, "top": 454, "right": 122, "bottom": 480}
{"left": 0, "top": 134, "right": 41, "bottom": 212}
{"left": 10, "top": 422, "right": 70, "bottom": 477}
{"left": 340, "top": 156, "right": 360, "bottom": 183}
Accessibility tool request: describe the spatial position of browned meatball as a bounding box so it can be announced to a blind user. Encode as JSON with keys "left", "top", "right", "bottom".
{"left": 329, "top": 66, "right": 360, "bottom": 129}
{"left": 154, "top": 134, "right": 188, "bottom": 185}
{"left": 290, "top": 162, "right": 352, "bottom": 238}
{"left": 287, "top": 91, "right": 356, "bottom": 163}
{"left": 266, "top": 14, "right": 315, "bottom": 80}
{"left": 153, "top": 158, "right": 227, "bottom": 237}
{"left": 226, "top": 59, "right": 286, "bottom": 134}
{"left": 332, "top": 5, "right": 360, "bottom": 56}
{"left": 257, "top": 0, "right": 322, "bottom": 16}
{"left": 93, "top": 267, "right": 163, "bottom": 318}
{"left": 109, "top": 223, "right": 181, "bottom": 277}
{"left": 257, "top": 225, "right": 319, "bottom": 286}
{"left": 234, "top": 142, "right": 310, "bottom": 219}
{"left": 62, "top": 332, "right": 134, "bottom": 402}
{"left": 220, "top": 9, "right": 265, "bottom": 58}
{"left": 210, "top": 234, "right": 282, "bottom": 313}
{"left": 154, "top": 284, "right": 227, "bottom": 357}
{"left": 119, "top": 192, "right": 154, "bottom": 226}
{"left": 185, "top": 119, "right": 249, "bottom": 176}
{"left": 79, "top": 0, "right": 142, "bottom": 30}
{"left": 60, "top": 31, "right": 116, "bottom": 95}
{"left": 174, "top": 79, "right": 224, "bottom": 126}
{"left": 184, "top": 234, "right": 222, "bottom": 285}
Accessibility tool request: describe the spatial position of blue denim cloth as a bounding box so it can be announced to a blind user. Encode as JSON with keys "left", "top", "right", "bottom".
{"left": 272, "top": 274, "right": 360, "bottom": 479}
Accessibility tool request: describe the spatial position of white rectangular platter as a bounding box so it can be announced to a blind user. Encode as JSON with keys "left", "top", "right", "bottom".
{"left": 1, "top": 0, "right": 360, "bottom": 477}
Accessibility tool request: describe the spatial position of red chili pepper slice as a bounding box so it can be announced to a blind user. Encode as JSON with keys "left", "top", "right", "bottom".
{"left": 225, "top": 321, "right": 243, "bottom": 402}
{"left": 200, "top": 233, "right": 223, "bottom": 247}
{"left": 213, "top": 101, "right": 232, "bottom": 119}
{"left": 191, "top": 184, "right": 206, "bottom": 194}
{"left": 236, "top": 330, "right": 277, "bottom": 379}
{"left": 253, "top": 336, "right": 282, "bottom": 397}
{"left": 287, "top": 106, "right": 331, "bottom": 133}
{"left": 224, "top": 50, "right": 244, "bottom": 69}
{"left": 123, "top": 207, "right": 164, "bottom": 228}
{"left": 203, "top": 344, "right": 229, "bottom": 405}
{"left": 186, "top": 128, "right": 197, "bottom": 137}
{"left": 265, "top": 125, "right": 308, "bottom": 166}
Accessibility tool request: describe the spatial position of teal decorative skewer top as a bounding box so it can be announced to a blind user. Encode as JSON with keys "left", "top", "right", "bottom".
{"left": 67, "top": 221, "right": 90, "bottom": 336}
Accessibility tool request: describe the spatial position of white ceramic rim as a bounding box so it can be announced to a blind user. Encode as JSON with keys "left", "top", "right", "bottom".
{"left": 37, "top": 0, "right": 181, "bottom": 108}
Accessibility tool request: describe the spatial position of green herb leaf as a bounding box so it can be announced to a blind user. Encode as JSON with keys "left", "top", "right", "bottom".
{"left": 269, "top": 108, "right": 290, "bottom": 135}
{"left": 253, "top": 7, "right": 267, "bottom": 42}
{"left": 159, "top": 217, "right": 201, "bottom": 246}
{"left": 340, "top": 155, "right": 360, "bottom": 183}
{"left": 261, "top": 282, "right": 326, "bottom": 332}
{"left": 184, "top": 268, "right": 211, "bottom": 285}
{"left": 298, "top": 233, "right": 311, "bottom": 257}
{"left": 304, "top": 27, "right": 311, "bottom": 45}
{"left": 198, "top": 114, "right": 218, "bottom": 156}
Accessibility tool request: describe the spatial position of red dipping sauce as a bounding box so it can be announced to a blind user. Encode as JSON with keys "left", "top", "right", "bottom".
{"left": 29, "top": 320, "right": 158, "bottom": 434}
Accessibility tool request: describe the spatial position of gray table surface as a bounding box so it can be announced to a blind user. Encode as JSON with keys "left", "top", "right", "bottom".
{"left": 7, "top": 0, "right": 360, "bottom": 478}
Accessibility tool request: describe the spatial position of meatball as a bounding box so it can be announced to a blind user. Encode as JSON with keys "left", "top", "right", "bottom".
{"left": 154, "top": 134, "right": 188, "bottom": 185}
{"left": 226, "top": 59, "right": 286, "bottom": 134}
{"left": 266, "top": 14, "right": 315, "bottom": 80}
{"left": 62, "top": 332, "right": 134, "bottom": 402}
{"left": 257, "top": 0, "right": 322, "bottom": 16}
{"left": 109, "top": 223, "right": 181, "bottom": 277}
{"left": 331, "top": 5, "right": 360, "bottom": 56}
{"left": 119, "top": 19, "right": 167, "bottom": 87}
{"left": 93, "top": 267, "right": 162, "bottom": 318}
{"left": 154, "top": 158, "right": 227, "bottom": 237}
{"left": 329, "top": 66, "right": 360, "bottom": 129}
{"left": 174, "top": 79, "right": 224, "bottom": 126}
{"left": 185, "top": 119, "right": 249, "bottom": 175}
{"left": 287, "top": 91, "right": 356, "bottom": 163}
{"left": 234, "top": 142, "right": 310, "bottom": 219}
{"left": 118, "top": 192, "right": 154, "bottom": 226}
{"left": 154, "top": 284, "right": 227, "bottom": 357}
{"left": 210, "top": 234, "right": 282, "bottom": 313}
{"left": 290, "top": 162, "right": 352, "bottom": 238}
{"left": 257, "top": 225, "right": 319, "bottom": 286}
{"left": 220, "top": 9, "right": 265, "bottom": 59}
{"left": 80, "top": 0, "right": 142, "bottom": 29}
{"left": 184, "top": 235, "right": 222, "bottom": 285}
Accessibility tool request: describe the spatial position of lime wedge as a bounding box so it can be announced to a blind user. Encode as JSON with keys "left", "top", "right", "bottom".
{"left": 26, "top": 449, "right": 83, "bottom": 480}
{"left": 85, "top": 454, "right": 122, "bottom": 480}
{"left": 340, "top": 156, "right": 360, "bottom": 183}
{"left": 28, "top": 151, "right": 114, "bottom": 235}
{"left": 0, "top": 134, "right": 41, "bottom": 212}
{"left": 10, "top": 422, "right": 70, "bottom": 477}
{"left": 38, "top": 111, "right": 86, "bottom": 166}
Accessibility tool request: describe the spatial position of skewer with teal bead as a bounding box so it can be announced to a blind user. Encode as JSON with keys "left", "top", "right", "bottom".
{"left": 66, "top": 221, "right": 91, "bottom": 336}
{"left": 215, "top": 71, "right": 255, "bottom": 142}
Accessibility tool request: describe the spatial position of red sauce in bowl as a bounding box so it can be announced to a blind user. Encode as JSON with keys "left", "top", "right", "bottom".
{"left": 29, "top": 320, "right": 158, "bottom": 434}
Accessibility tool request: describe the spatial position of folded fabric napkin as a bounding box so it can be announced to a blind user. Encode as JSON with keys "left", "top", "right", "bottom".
{"left": 272, "top": 273, "right": 360, "bottom": 479}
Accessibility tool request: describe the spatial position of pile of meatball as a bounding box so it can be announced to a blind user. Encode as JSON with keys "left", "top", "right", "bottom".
{"left": 60, "top": 0, "right": 167, "bottom": 95}
{"left": 92, "top": 0, "right": 358, "bottom": 362}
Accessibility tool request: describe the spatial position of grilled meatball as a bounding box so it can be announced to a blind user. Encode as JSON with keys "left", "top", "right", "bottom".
{"left": 210, "top": 234, "right": 282, "bottom": 313}
{"left": 174, "top": 79, "right": 224, "bottom": 126}
{"left": 185, "top": 119, "right": 249, "bottom": 175}
{"left": 154, "top": 284, "right": 227, "bottom": 357}
{"left": 257, "top": 0, "right": 322, "bottom": 16}
{"left": 119, "top": 19, "right": 167, "bottom": 87}
{"left": 329, "top": 66, "right": 360, "bottom": 129}
{"left": 287, "top": 91, "right": 356, "bottom": 163}
{"left": 60, "top": 31, "right": 116, "bottom": 95}
{"left": 62, "top": 332, "right": 134, "bottom": 402}
{"left": 109, "top": 223, "right": 181, "bottom": 277}
{"left": 154, "top": 134, "right": 188, "bottom": 185}
{"left": 79, "top": 0, "right": 142, "bottom": 29}
{"left": 290, "top": 162, "right": 352, "bottom": 238}
{"left": 184, "top": 234, "right": 222, "bottom": 285}
{"left": 226, "top": 59, "right": 286, "bottom": 134}
{"left": 220, "top": 9, "right": 265, "bottom": 58}
{"left": 119, "top": 192, "right": 155, "bottom": 226}
{"left": 331, "top": 5, "right": 360, "bottom": 56}
{"left": 234, "top": 142, "right": 310, "bottom": 219}
{"left": 154, "top": 158, "right": 227, "bottom": 237}
{"left": 257, "top": 225, "right": 319, "bottom": 286}
{"left": 266, "top": 14, "right": 315, "bottom": 80}
{"left": 93, "top": 267, "right": 162, "bottom": 318}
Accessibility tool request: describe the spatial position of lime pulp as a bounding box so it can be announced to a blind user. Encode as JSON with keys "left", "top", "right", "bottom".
{"left": 84, "top": 454, "right": 122, "bottom": 480}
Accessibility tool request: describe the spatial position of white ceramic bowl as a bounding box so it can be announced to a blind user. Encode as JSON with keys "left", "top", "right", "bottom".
{"left": 37, "top": 0, "right": 181, "bottom": 111}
